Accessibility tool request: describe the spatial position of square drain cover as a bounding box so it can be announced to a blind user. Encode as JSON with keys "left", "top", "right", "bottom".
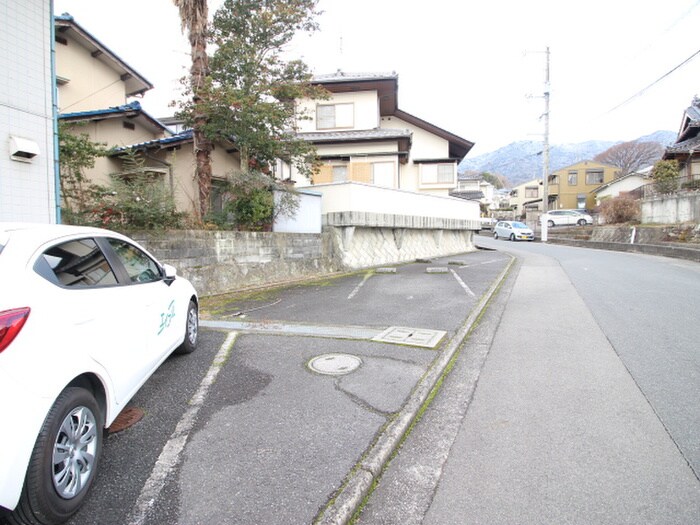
{"left": 372, "top": 326, "right": 446, "bottom": 348}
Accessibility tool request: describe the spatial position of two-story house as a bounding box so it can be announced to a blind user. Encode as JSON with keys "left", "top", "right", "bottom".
{"left": 451, "top": 173, "right": 495, "bottom": 209}
{"left": 292, "top": 72, "right": 473, "bottom": 197}
{"left": 509, "top": 178, "right": 543, "bottom": 215}
{"left": 547, "top": 160, "right": 620, "bottom": 210}
{"left": 54, "top": 14, "right": 242, "bottom": 216}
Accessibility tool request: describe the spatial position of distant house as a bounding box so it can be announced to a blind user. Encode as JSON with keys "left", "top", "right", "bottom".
{"left": 54, "top": 14, "right": 242, "bottom": 217}
{"left": 663, "top": 96, "right": 700, "bottom": 180}
{"left": 591, "top": 166, "right": 652, "bottom": 205}
{"left": 291, "top": 72, "right": 474, "bottom": 197}
{"left": 547, "top": 160, "right": 619, "bottom": 210}
{"left": 509, "top": 178, "right": 543, "bottom": 214}
{"left": 0, "top": 0, "right": 57, "bottom": 223}
{"left": 451, "top": 173, "right": 495, "bottom": 208}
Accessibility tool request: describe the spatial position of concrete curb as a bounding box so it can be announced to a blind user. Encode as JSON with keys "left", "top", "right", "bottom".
{"left": 316, "top": 255, "right": 516, "bottom": 524}
{"left": 544, "top": 238, "right": 700, "bottom": 262}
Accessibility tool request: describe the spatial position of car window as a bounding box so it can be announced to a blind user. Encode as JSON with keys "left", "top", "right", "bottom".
{"left": 107, "top": 239, "right": 162, "bottom": 284}
{"left": 39, "top": 238, "right": 118, "bottom": 287}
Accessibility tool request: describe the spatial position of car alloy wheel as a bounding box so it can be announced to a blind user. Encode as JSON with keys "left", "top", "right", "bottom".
{"left": 10, "top": 387, "right": 103, "bottom": 525}
{"left": 52, "top": 406, "right": 99, "bottom": 499}
{"left": 176, "top": 299, "right": 198, "bottom": 354}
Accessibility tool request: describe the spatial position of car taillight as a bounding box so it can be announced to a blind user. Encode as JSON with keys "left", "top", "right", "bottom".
{"left": 0, "top": 307, "right": 30, "bottom": 354}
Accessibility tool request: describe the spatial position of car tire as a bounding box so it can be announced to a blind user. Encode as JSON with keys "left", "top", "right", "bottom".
{"left": 10, "top": 387, "right": 103, "bottom": 525}
{"left": 547, "top": 220, "right": 555, "bottom": 227}
{"left": 509, "top": 233, "right": 515, "bottom": 241}
{"left": 493, "top": 232, "right": 499, "bottom": 239}
{"left": 577, "top": 219, "right": 587, "bottom": 226}
{"left": 175, "top": 299, "right": 198, "bottom": 355}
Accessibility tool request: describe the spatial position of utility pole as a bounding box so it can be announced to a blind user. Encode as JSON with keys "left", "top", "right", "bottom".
{"left": 541, "top": 46, "right": 551, "bottom": 242}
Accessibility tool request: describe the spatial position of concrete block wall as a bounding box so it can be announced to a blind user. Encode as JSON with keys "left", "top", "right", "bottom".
{"left": 642, "top": 192, "right": 700, "bottom": 224}
{"left": 132, "top": 230, "right": 342, "bottom": 297}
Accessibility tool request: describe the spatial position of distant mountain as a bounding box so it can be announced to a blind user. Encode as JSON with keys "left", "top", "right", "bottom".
{"left": 459, "top": 131, "right": 677, "bottom": 187}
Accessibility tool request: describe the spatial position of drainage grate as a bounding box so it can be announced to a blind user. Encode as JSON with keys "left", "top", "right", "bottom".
{"left": 372, "top": 326, "right": 446, "bottom": 348}
{"left": 308, "top": 353, "right": 363, "bottom": 376}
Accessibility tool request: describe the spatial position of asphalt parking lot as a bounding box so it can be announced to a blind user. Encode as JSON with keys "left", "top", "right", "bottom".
{"left": 66, "top": 248, "right": 512, "bottom": 525}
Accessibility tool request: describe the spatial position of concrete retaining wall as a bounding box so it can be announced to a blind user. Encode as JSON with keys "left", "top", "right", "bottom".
{"left": 132, "top": 230, "right": 342, "bottom": 297}
{"left": 642, "top": 192, "right": 700, "bottom": 224}
{"left": 323, "top": 211, "right": 477, "bottom": 268}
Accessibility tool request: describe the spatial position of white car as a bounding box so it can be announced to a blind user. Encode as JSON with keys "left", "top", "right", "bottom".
{"left": 493, "top": 221, "right": 535, "bottom": 241}
{"left": 540, "top": 209, "right": 593, "bottom": 227}
{"left": 0, "top": 223, "right": 198, "bottom": 525}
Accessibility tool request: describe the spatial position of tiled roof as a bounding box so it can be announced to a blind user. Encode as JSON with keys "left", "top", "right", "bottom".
{"left": 666, "top": 134, "right": 700, "bottom": 154}
{"left": 451, "top": 190, "right": 485, "bottom": 201}
{"left": 312, "top": 71, "right": 398, "bottom": 84}
{"left": 111, "top": 130, "right": 194, "bottom": 154}
{"left": 59, "top": 101, "right": 170, "bottom": 134}
{"left": 297, "top": 128, "right": 412, "bottom": 143}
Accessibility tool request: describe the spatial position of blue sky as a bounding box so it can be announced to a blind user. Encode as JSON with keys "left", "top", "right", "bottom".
{"left": 54, "top": 0, "right": 700, "bottom": 155}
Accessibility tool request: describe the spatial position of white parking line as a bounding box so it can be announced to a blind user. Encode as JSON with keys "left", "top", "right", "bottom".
{"left": 347, "top": 271, "right": 373, "bottom": 300}
{"left": 127, "top": 331, "right": 238, "bottom": 525}
{"left": 459, "top": 258, "right": 504, "bottom": 268}
{"left": 450, "top": 269, "right": 476, "bottom": 297}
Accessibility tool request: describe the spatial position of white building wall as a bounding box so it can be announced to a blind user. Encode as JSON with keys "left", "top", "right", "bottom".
{"left": 381, "top": 117, "right": 451, "bottom": 195}
{"left": 0, "top": 0, "right": 56, "bottom": 223}
{"left": 296, "top": 91, "right": 379, "bottom": 132}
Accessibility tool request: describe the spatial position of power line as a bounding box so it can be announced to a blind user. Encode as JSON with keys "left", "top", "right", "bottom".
{"left": 606, "top": 47, "right": 700, "bottom": 114}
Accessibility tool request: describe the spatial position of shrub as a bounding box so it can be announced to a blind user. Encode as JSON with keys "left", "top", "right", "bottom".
{"left": 598, "top": 196, "right": 640, "bottom": 224}
{"left": 651, "top": 159, "right": 680, "bottom": 194}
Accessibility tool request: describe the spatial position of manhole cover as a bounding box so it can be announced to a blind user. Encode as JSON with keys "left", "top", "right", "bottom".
{"left": 308, "top": 353, "right": 362, "bottom": 376}
{"left": 108, "top": 407, "right": 145, "bottom": 434}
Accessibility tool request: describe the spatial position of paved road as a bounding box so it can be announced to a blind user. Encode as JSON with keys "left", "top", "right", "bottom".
{"left": 358, "top": 236, "right": 700, "bottom": 524}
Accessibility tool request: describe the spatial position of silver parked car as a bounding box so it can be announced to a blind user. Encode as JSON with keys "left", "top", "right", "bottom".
{"left": 493, "top": 221, "right": 535, "bottom": 241}
{"left": 540, "top": 210, "right": 593, "bottom": 227}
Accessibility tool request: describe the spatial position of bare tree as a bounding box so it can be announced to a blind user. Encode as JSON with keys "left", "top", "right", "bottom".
{"left": 594, "top": 140, "right": 664, "bottom": 177}
{"left": 173, "top": 0, "right": 213, "bottom": 220}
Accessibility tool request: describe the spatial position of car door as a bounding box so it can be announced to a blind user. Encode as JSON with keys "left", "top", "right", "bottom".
{"left": 34, "top": 236, "right": 147, "bottom": 404}
{"left": 99, "top": 238, "right": 183, "bottom": 392}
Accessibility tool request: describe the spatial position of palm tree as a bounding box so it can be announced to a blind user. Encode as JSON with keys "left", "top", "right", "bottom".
{"left": 173, "top": 0, "right": 213, "bottom": 220}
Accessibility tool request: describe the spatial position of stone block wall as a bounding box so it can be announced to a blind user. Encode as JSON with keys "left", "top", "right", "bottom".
{"left": 132, "top": 230, "right": 342, "bottom": 297}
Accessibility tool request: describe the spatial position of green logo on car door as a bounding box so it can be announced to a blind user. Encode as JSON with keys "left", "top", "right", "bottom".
{"left": 158, "top": 300, "right": 176, "bottom": 335}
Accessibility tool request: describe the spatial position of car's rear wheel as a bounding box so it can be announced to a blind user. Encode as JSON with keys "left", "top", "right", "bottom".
{"left": 9, "top": 387, "right": 102, "bottom": 525}
{"left": 577, "top": 218, "right": 587, "bottom": 226}
{"left": 175, "top": 299, "right": 198, "bottom": 354}
{"left": 547, "top": 220, "right": 555, "bottom": 227}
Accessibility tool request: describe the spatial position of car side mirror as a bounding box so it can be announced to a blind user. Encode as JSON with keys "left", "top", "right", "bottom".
{"left": 162, "top": 264, "right": 177, "bottom": 286}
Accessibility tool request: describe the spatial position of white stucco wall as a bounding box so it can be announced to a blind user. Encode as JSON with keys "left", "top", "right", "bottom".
{"left": 381, "top": 116, "right": 453, "bottom": 195}
{"left": 296, "top": 91, "right": 379, "bottom": 132}
{"left": 594, "top": 175, "right": 646, "bottom": 204}
{"left": 56, "top": 29, "right": 128, "bottom": 112}
{"left": 311, "top": 181, "right": 478, "bottom": 221}
{"left": 273, "top": 189, "right": 322, "bottom": 233}
{"left": 0, "top": 0, "right": 57, "bottom": 223}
